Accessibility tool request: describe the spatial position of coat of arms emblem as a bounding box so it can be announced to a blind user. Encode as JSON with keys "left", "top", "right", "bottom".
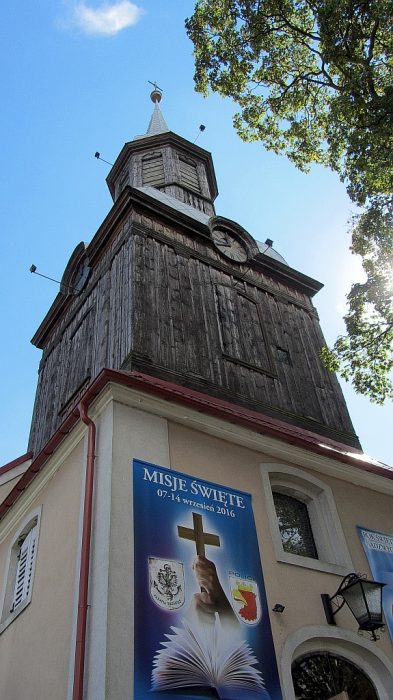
{"left": 149, "top": 558, "right": 185, "bottom": 611}
{"left": 229, "top": 575, "right": 262, "bottom": 625}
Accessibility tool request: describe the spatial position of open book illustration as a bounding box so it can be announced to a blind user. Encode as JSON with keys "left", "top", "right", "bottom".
{"left": 151, "top": 618, "right": 266, "bottom": 699}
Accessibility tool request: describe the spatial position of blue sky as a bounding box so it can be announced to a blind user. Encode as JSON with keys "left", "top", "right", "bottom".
{"left": 1, "top": 1, "right": 391, "bottom": 466}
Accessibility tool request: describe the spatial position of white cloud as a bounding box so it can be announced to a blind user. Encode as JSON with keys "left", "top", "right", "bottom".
{"left": 70, "top": 1, "right": 144, "bottom": 36}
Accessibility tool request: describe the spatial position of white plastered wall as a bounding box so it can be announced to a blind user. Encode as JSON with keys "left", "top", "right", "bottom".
{"left": 83, "top": 397, "right": 170, "bottom": 700}
{"left": 0, "top": 438, "right": 85, "bottom": 700}
{"left": 79, "top": 387, "right": 393, "bottom": 700}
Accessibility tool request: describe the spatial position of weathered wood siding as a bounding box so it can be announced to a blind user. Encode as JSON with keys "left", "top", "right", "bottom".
{"left": 29, "top": 214, "right": 135, "bottom": 451}
{"left": 29, "top": 204, "right": 359, "bottom": 455}
{"left": 128, "top": 214, "right": 356, "bottom": 445}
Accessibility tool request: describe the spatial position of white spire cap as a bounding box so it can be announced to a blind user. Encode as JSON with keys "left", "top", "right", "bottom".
{"left": 146, "top": 101, "right": 169, "bottom": 136}
{"left": 133, "top": 85, "right": 169, "bottom": 140}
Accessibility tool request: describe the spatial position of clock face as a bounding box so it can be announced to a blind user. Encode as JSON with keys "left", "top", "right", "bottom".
{"left": 212, "top": 228, "right": 248, "bottom": 262}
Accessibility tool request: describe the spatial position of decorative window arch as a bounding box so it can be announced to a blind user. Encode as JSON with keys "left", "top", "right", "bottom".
{"left": 0, "top": 507, "right": 42, "bottom": 633}
{"left": 292, "top": 650, "right": 378, "bottom": 699}
{"left": 60, "top": 242, "right": 90, "bottom": 297}
{"left": 280, "top": 626, "right": 393, "bottom": 700}
{"left": 261, "top": 463, "right": 353, "bottom": 574}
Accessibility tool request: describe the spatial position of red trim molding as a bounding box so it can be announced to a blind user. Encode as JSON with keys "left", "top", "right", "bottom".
{"left": 0, "top": 452, "right": 33, "bottom": 477}
{"left": 0, "top": 369, "right": 391, "bottom": 522}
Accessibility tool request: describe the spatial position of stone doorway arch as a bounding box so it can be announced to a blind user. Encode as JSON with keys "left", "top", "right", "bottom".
{"left": 280, "top": 625, "right": 393, "bottom": 700}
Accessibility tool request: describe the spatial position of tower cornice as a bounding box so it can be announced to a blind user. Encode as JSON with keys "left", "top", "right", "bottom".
{"left": 31, "top": 185, "right": 322, "bottom": 350}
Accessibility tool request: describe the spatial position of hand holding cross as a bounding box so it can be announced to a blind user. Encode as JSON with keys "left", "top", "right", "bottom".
{"left": 177, "top": 513, "right": 238, "bottom": 629}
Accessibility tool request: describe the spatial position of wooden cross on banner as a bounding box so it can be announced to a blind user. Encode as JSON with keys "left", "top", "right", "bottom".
{"left": 177, "top": 512, "right": 220, "bottom": 557}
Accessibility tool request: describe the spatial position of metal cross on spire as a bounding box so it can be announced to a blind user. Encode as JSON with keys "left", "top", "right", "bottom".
{"left": 148, "top": 80, "right": 163, "bottom": 104}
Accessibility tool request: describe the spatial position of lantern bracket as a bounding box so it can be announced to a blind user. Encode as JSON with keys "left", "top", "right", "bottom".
{"left": 321, "top": 573, "right": 386, "bottom": 642}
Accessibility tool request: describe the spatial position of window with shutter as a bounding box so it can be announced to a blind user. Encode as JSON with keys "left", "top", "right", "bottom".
{"left": 11, "top": 526, "right": 38, "bottom": 612}
{"left": 0, "top": 509, "right": 41, "bottom": 633}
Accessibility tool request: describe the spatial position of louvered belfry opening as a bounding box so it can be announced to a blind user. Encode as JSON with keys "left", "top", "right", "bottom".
{"left": 142, "top": 151, "right": 165, "bottom": 187}
{"left": 179, "top": 155, "right": 201, "bottom": 193}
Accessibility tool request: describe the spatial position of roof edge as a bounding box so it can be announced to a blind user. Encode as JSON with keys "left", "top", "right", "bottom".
{"left": 0, "top": 452, "right": 33, "bottom": 477}
{"left": 0, "top": 369, "right": 391, "bottom": 523}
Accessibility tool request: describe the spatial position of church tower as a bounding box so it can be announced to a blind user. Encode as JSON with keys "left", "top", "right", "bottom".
{"left": 2, "top": 89, "right": 393, "bottom": 700}
{"left": 29, "top": 88, "right": 360, "bottom": 455}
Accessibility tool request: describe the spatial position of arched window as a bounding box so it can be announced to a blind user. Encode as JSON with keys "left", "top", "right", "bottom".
{"left": 273, "top": 492, "right": 318, "bottom": 559}
{"left": 281, "top": 627, "right": 393, "bottom": 700}
{"left": 261, "top": 463, "right": 353, "bottom": 574}
{"left": 0, "top": 508, "right": 41, "bottom": 633}
{"left": 292, "top": 652, "right": 378, "bottom": 699}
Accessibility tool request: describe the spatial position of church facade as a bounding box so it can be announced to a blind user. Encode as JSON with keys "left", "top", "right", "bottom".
{"left": 1, "top": 91, "right": 392, "bottom": 699}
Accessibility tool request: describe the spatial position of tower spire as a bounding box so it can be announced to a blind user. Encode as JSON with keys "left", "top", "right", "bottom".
{"left": 145, "top": 81, "right": 169, "bottom": 136}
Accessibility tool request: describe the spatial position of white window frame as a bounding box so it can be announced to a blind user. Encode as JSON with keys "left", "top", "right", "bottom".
{"left": 261, "top": 464, "right": 353, "bottom": 575}
{"left": 0, "top": 506, "right": 42, "bottom": 633}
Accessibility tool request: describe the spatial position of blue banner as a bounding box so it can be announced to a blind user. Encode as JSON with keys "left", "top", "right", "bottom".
{"left": 133, "top": 459, "right": 283, "bottom": 700}
{"left": 357, "top": 525, "right": 393, "bottom": 642}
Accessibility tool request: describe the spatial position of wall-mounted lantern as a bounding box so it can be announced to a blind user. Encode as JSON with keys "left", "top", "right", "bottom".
{"left": 321, "top": 573, "right": 386, "bottom": 641}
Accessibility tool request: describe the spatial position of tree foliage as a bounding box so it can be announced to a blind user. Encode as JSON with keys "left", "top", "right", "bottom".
{"left": 186, "top": 0, "right": 393, "bottom": 402}
{"left": 322, "top": 197, "right": 393, "bottom": 402}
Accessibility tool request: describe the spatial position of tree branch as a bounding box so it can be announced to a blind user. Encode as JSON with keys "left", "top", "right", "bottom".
{"left": 276, "top": 10, "right": 320, "bottom": 42}
{"left": 368, "top": 18, "right": 380, "bottom": 61}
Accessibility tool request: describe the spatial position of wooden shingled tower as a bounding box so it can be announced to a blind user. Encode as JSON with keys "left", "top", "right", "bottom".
{"left": 28, "top": 89, "right": 360, "bottom": 455}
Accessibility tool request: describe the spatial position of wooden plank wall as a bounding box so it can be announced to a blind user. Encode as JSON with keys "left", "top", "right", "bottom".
{"left": 28, "top": 214, "right": 134, "bottom": 452}
{"left": 129, "top": 217, "right": 355, "bottom": 443}
{"left": 29, "top": 205, "right": 358, "bottom": 455}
